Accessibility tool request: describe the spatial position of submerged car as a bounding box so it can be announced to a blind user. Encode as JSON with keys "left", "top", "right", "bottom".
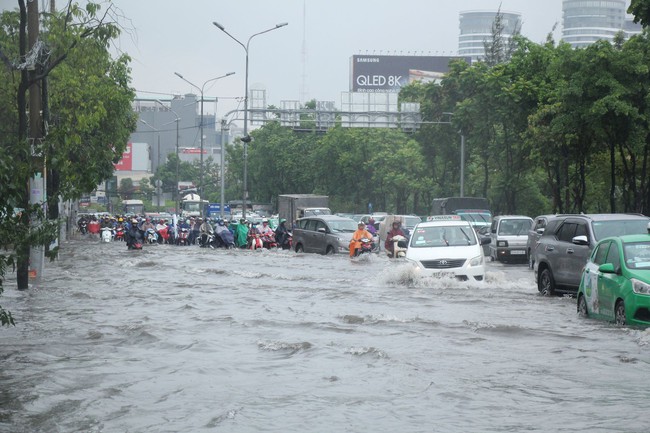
{"left": 577, "top": 234, "right": 650, "bottom": 327}
{"left": 534, "top": 213, "right": 650, "bottom": 296}
{"left": 489, "top": 215, "right": 534, "bottom": 263}
{"left": 406, "top": 216, "right": 491, "bottom": 281}
{"left": 292, "top": 215, "right": 358, "bottom": 255}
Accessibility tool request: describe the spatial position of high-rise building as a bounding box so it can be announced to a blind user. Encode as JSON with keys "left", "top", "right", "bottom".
{"left": 562, "top": 0, "right": 642, "bottom": 48}
{"left": 458, "top": 10, "right": 523, "bottom": 62}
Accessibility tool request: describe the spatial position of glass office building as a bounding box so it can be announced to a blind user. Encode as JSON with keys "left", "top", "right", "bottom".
{"left": 458, "top": 10, "right": 522, "bottom": 62}
{"left": 562, "top": 0, "right": 641, "bottom": 48}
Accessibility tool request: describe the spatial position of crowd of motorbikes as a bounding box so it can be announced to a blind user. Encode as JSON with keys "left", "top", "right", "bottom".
{"left": 77, "top": 214, "right": 292, "bottom": 252}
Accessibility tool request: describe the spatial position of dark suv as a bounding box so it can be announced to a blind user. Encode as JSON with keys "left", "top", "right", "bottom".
{"left": 533, "top": 214, "right": 650, "bottom": 295}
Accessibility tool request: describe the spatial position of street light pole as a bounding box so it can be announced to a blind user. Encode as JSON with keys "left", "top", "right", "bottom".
{"left": 213, "top": 21, "right": 288, "bottom": 219}
{"left": 174, "top": 71, "right": 234, "bottom": 214}
{"left": 155, "top": 100, "right": 181, "bottom": 214}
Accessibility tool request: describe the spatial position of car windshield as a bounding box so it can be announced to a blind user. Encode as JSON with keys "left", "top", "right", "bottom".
{"left": 328, "top": 220, "right": 358, "bottom": 233}
{"left": 410, "top": 225, "right": 477, "bottom": 248}
{"left": 624, "top": 241, "right": 650, "bottom": 270}
{"left": 498, "top": 219, "right": 532, "bottom": 236}
{"left": 593, "top": 219, "right": 650, "bottom": 241}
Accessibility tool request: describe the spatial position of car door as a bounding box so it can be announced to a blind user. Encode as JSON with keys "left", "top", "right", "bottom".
{"left": 313, "top": 220, "right": 329, "bottom": 253}
{"left": 598, "top": 240, "right": 624, "bottom": 320}
{"left": 583, "top": 241, "right": 610, "bottom": 318}
{"left": 301, "top": 219, "right": 318, "bottom": 253}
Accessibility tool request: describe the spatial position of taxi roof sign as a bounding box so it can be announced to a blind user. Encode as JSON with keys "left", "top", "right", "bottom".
{"left": 426, "top": 215, "right": 462, "bottom": 221}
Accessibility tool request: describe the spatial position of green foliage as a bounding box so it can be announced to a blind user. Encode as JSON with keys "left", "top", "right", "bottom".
{"left": 629, "top": 0, "right": 650, "bottom": 27}
{"left": 0, "top": 1, "right": 136, "bottom": 317}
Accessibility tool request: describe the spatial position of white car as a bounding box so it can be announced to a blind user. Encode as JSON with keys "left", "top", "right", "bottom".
{"left": 406, "top": 216, "right": 491, "bottom": 281}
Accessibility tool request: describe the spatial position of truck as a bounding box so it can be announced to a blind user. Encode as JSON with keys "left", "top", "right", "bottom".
{"left": 430, "top": 197, "right": 491, "bottom": 230}
{"left": 278, "top": 194, "right": 331, "bottom": 224}
{"left": 180, "top": 193, "right": 208, "bottom": 218}
{"left": 123, "top": 199, "right": 145, "bottom": 215}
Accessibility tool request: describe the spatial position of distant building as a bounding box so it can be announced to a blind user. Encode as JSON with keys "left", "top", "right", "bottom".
{"left": 129, "top": 95, "right": 235, "bottom": 175}
{"left": 562, "top": 0, "right": 642, "bottom": 48}
{"left": 458, "top": 10, "right": 523, "bottom": 62}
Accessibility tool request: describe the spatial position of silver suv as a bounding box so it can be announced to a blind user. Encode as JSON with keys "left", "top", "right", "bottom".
{"left": 292, "top": 215, "right": 358, "bottom": 255}
{"left": 533, "top": 214, "right": 650, "bottom": 295}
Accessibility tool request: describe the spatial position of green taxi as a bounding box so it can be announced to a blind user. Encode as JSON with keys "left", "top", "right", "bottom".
{"left": 577, "top": 234, "right": 650, "bottom": 327}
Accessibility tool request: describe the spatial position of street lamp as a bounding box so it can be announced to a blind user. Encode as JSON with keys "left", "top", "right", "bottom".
{"left": 140, "top": 119, "right": 162, "bottom": 208}
{"left": 213, "top": 20, "right": 288, "bottom": 219}
{"left": 173, "top": 71, "right": 235, "bottom": 209}
{"left": 155, "top": 100, "right": 181, "bottom": 214}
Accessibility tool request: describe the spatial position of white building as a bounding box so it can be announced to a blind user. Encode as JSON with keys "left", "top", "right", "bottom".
{"left": 562, "top": 0, "right": 642, "bottom": 48}
{"left": 458, "top": 10, "right": 523, "bottom": 62}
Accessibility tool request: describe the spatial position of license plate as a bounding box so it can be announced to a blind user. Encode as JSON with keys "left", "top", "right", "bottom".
{"left": 510, "top": 250, "right": 526, "bottom": 255}
{"left": 432, "top": 272, "right": 454, "bottom": 278}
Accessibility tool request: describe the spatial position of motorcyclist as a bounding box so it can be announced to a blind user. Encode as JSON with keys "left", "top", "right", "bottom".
{"left": 235, "top": 218, "right": 249, "bottom": 249}
{"left": 259, "top": 218, "right": 275, "bottom": 247}
{"left": 349, "top": 221, "right": 373, "bottom": 257}
{"left": 248, "top": 221, "right": 262, "bottom": 249}
{"left": 198, "top": 218, "right": 214, "bottom": 247}
{"left": 385, "top": 219, "right": 407, "bottom": 258}
{"left": 274, "top": 218, "right": 291, "bottom": 250}
{"left": 156, "top": 219, "right": 169, "bottom": 244}
{"left": 125, "top": 218, "right": 144, "bottom": 249}
{"left": 366, "top": 218, "right": 378, "bottom": 236}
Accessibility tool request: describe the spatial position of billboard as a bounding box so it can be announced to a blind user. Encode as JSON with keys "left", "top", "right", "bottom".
{"left": 350, "top": 55, "right": 470, "bottom": 93}
{"left": 114, "top": 142, "right": 133, "bottom": 171}
{"left": 114, "top": 142, "right": 150, "bottom": 172}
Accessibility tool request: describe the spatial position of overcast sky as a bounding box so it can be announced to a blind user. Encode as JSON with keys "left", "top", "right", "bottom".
{"left": 104, "top": 0, "right": 565, "bottom": 116}
{"left": 1, "top": 0, "right": 565, "bottom": 116}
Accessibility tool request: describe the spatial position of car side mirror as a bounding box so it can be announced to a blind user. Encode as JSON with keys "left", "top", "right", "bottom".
{"left": 481, "top": 237, "right": 491, "bottom": 245}
{"left": 572, "top": 235, "right": 589, "bottom": 246}
{"left": 317, "top": 227, "right": 327, "bottom": 233}
{"left": 598, "top": 263, "right": 616, "bottom": 274}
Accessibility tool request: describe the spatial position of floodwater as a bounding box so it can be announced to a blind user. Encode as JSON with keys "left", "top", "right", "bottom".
{"left": 1, "top": 239, "right": 649, "bottom": 433}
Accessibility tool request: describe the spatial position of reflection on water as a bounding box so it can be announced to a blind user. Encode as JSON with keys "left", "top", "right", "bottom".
{"left": 1, "top": 239, "right": 649, "bottom": 432}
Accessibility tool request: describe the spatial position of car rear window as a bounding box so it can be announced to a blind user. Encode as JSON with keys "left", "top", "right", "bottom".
{"left": 592, "top": 219, "right": 650, "bottom": 240}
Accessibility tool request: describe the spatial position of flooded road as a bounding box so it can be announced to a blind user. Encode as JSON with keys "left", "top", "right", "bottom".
{"left": 1, "top": 239, "right": 649, "bottom": 432}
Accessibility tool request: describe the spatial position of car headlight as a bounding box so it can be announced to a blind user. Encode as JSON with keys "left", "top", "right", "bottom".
{"left": 497, "top": 240, "right": 508, "bottom": 247}
{"left": 469, "top": 255, "right": 483, "bottom": 267}
{"left": 631, "top": 278, "right": 650, "bottom": 295}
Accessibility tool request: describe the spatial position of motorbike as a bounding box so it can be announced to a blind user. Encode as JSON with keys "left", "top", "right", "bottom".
{"left": 261, "top": 234, "right": 277, "bottom": 249}
{"left": 218, "top": 229, "right": 236, "bottom": 249}
{"left": 176, "top": 227, "right": 190, "bottom": 246}
{"left": 157, "top": 226, "right": 171, "bottom": 244}
{"left": 78, "top": 220, "right": 88, "bottom": 235}
{"left": 248, "top": 233, "right": 263, "bottom": 250}
{"left": 388, "top": 234, "right": 408, "bottom": 258}
{"left": 100, "top": 227, "right": 113, "bottom": 243}
{"left": 351, "top": 237, "right": 374, "bottom": 258}
{"left": 199, "top": 229, "right": 216, "bottom": 248}
{"left": 114, "top": 227, "right": 125, "bottom": 242}
{"left": 145, "top": 228, "right": 158, "bottom": 244}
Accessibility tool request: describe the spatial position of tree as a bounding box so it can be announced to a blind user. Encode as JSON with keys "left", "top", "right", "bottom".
{"left": 0, "top": 1, "right": 136, "bottom": 293}
{"left": 629, "top": 0, "right": 650, "bottom": 27}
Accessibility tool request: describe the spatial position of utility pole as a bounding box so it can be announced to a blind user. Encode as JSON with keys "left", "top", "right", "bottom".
{"left": 28, "top": 0, "right": 45, "bottom": 284}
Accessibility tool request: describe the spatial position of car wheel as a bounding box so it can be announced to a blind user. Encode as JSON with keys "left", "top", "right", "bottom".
{"left": 295, "top": 243, "right": 304, "bottom": 253}
{"left": 577, "top": 294, "right": 588, "bottom": 318}
{"left": 538, "top": 268, "right": 556, "bottom": 296}
{"left": 326, "top": 245, "right": 335, "bottom": 255}
{"left": 615, "top": 300, "right": 626, "bottom": 326}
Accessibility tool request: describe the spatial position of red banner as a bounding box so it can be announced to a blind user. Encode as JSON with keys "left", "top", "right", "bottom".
{"left": 182, "top": 148, "right": 207, "bottom": 154}
{"left": 114, "top": 142, "right": 133, "bottom": 171}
